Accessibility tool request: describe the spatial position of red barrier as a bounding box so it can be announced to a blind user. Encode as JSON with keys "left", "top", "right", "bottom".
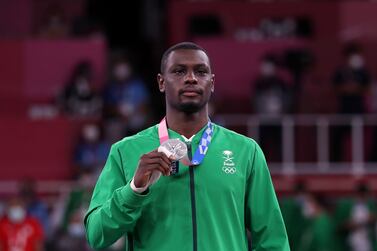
{"left": 23, "top": 39, "right": 106, "bottom": 100}
{"left": 194, "top": 38, "right": 304, "bottom": 101}
{"left": 0, "top": 117, "right": 85, "bottom": 180}
{"left": 0, "top": 39, "right": 106, "bottom": 116}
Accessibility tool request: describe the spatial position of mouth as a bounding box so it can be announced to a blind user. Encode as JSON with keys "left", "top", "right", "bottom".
{"left": 179, "top": 89, "right": 202, "bottom": 97}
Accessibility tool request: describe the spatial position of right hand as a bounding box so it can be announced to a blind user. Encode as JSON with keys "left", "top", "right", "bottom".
{"left": 133, "top": 150, "right": 172, "bottom": 188}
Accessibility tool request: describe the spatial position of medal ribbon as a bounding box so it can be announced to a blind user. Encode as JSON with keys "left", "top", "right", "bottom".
{"left": 158, "top": 117, "right": 213, "bottom": 166}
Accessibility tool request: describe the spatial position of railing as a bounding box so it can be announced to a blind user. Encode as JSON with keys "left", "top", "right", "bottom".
{"left": 0, "top": 180, "right": 76, "bottom": 198}
{"left": 1, "top": 114, "right": 377, "bottom": 196}
{"left": 214, "top": 114, "right": 377, "bottom": 175}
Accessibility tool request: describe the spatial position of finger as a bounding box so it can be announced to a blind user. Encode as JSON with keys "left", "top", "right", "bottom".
{"left": 147, "top": 151, "right": 172, "bottom": 161}
{"left": 147, "top": 158, "right": 171, "bottom": 175}
{"left": 143, "top": 163, "right": 170, "bottom": 176}
{"left": 159, "top": 152, "right": 173, "bottom": 164}
{"left": 157, "top": 146, "right": 173, "bottom": 159}
{"left": 158, "top": 158, "right": 172, "bottom": 175}
{"left": 139, "top": 156, "right": 171, "bottom": 175}
{"left": 144, "top": 153, "right": 172, "bottom": 166}
{"left": 139, "top": 152, "right": 172, "bottom": 175}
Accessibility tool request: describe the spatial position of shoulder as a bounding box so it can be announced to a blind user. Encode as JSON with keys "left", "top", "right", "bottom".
{"left": 25, "top": 217, "right": 43, "bottom": 228}
{"left": 213, "top": 123, "right": 258, "bottom": 149}
{"left": 129, "top": 78, "right": 147, "bottom": 89}
{"left": 0, "top": 217, "right": 7, "bottom": 226}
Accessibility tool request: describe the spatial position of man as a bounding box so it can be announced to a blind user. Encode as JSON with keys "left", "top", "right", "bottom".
{"left": 85, "top": 42, "right": 290, "bottom": 251}
{"left": 0, "top": 197, "right": 44, "bottom": 251}
{"left": 334, "top": 183, "right": 377, "bottom": 251}
{"left": 331, "top": 43, "right": 371, "bottom": 162}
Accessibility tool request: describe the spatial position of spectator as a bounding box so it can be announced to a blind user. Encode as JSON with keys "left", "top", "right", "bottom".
{"left": 334, "top": 183, "right": 377, "bottom": 251}
{"left": 36, "top": 4, "right": 69, "bottom": 39}
{"left": 55, "top": 207, "right": 89, "bottom": 251}
{"left": 53, "top": 171, "right": 95, "bottom": 251}
{"left": 297, "top": 193, "right": 341, "bottom": 251}
{"left": 333, "top": 43, "right": 371, "bottom": 114}
{"left": 18, "top": 179, "right": 50, "bottom": 239}
{"left": 103, "top": 57, "right": 150, "bottom": 139}
{"left": 280, "top": 182, "right": 310, "bottom": 251}
{"left": 253, "top": 56, "right": 291, "bottom": 115}
{"left": 331, "top": 43, "right": 371, "bottom": 162}
{"left": 57, "top": 61, "right": 102, "bottom": 118}
{"left": 252, "top": 55, "right": 292, "bottom": 161}
{"left": 74, "top": 123, "right": 110, "bottom": 175}
{"left": 0, "top": 197, "right": 44, "bottom": 251}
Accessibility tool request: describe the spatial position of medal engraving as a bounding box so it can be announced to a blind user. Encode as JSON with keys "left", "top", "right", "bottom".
{"left": 158, "top": 139, "right": 187, "bottom": 160}
{"left": 158, "top": 139, "right": 188, "bottom": 175}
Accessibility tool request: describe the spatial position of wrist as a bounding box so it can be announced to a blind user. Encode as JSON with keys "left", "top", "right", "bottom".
{"left": 131, "top": 178, "right": 148, "bottom": 194}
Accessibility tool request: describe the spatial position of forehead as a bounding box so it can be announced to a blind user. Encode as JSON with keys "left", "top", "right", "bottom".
{"left": 8, "top": 198, "right": 23, "bottom": 207}
{"left": 165, "top": 49, "right": 210, "bottom": 69}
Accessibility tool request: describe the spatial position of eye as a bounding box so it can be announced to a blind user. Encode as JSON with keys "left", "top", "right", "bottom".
{"left": 196, "top": 69, "right": 208, "bottom": 76}
{"left": 173, "top": 68, "right": 186, "bottom": 75}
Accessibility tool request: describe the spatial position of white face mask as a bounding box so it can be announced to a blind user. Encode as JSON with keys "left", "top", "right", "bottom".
{"left": 76, "top": 77, "right": 91, "bottom": 96}
{"left": 113, "top": 63, "right": 131, "bottom": 81}
{"left": 7, "top": 206, "right": 26, "bottom": 223}
{"left": 260, "top": 62, "right": 276, "bottom": 76}
{"left": 82, "top": 125, "right": 100, "bottom": 142}
{"left": 348, "top": 54, "right": 364, "bottom": 69}
{"left": 68, "top": 223, "right": 85, "bottom": 237}
{"left": 302, "top": 200, "right": 316, "bottom": 218}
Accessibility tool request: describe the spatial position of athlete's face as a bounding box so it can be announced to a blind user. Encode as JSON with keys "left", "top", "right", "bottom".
{"left": 157, "top": 49, "right": 215, "bottom": 114}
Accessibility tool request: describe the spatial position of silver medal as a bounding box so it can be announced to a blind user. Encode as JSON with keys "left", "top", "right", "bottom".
{"left": 158, "top": 138, "right": 187, "bottom": 161}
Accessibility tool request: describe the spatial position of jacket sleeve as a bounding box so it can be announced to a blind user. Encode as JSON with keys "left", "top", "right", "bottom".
{"left": 245, "top": 142, "right": 290, "bottom": 251}
{"left": 84, "top": 144, "right": 148, "bottom": 250}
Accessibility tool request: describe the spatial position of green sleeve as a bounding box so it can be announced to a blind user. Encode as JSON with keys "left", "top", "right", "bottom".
{"left": 84, "top": 145, "right": 148, "bottom": 250}
{"left": 246, "top": 143, "right": 290, "bottom": 251}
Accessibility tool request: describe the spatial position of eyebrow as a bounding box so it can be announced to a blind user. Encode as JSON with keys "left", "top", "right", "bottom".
{"left": 171, "top": 63, "right": 209, "bottom": 69}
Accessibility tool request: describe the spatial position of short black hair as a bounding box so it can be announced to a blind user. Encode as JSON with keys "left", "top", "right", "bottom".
{"left": 160, "top": 42, "right": 210, "bottom": 73}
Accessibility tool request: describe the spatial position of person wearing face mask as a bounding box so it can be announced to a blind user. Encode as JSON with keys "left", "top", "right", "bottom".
{"left": 74, "top": 123, "right": 110, "bottom": 175}
{"left": 279, "top": 182, "right": 310, "bottom": 251}
{"left": 102, "top": 57, "right": 151, "bottom": 140}
{"left": 333, "top": 43, "right": 371, "bottom": 114}
{"left": 252, "top": 55, "right": 292, "bottom": 162}
{"left": 0, "top": 198, "right": 44, "bottom": 251}
{"left": 57, "top": 61, "right": 102, "bottom": 117}
{"left": 48, "top": 170, "right": 95, "bottom": 251}
{"left": 298, "top": 193, "right": 341, "bottom": 251}
{"left": 334, "top": 183, "right": 377, "bottom": 251}
{"left": 55, "top": 206, "right": 90, "bottom": 251}
{"left": 18, "top": 180, "right": 50, "bottom": 240}
{"left": 331, "top": 43, "right": 371, "bottom": 162}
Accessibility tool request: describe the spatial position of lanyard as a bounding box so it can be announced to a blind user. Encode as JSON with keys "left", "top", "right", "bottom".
{"left": 158, "top": 117, "right": 213, "bottom": 166}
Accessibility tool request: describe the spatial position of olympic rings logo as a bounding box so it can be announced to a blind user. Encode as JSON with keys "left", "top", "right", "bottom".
{"left": 222, "top": 166, "right": 236, "bottom": 174}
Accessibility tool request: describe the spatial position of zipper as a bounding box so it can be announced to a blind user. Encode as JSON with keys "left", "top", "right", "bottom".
{"left": 127, "top": 233, "right": 134, "bottom": 251}
{"left": 187, "top": 143, "right": 197, "bottom": 251}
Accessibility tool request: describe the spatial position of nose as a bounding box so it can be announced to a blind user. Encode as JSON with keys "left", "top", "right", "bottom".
{"left": 184, "top": 71, "right": 197, "bottom": 84}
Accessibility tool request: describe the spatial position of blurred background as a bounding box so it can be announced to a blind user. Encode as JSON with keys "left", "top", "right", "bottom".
{"left": 0, "top": 0, "right": 377, "bottom": 250}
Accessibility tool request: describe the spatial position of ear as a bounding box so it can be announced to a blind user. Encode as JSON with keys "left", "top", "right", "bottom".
{"left": 157, "top": 73, "right": 165, "bottom": 93}
{"left": 210, "top": 74, "right": 215, "bottom": 92}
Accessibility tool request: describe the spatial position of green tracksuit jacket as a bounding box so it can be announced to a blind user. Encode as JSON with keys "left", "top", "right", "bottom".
{"left": 84, "top": 123, "right": 290, "bottom": 251}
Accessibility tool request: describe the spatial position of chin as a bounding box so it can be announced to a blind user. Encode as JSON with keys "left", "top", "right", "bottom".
{"left": 178, "top": 102, "right": 203, "bottom": 114}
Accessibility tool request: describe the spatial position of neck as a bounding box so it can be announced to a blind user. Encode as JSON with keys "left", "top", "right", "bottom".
{"left": 165, "top": 107, "right": 209, "bottom": 138}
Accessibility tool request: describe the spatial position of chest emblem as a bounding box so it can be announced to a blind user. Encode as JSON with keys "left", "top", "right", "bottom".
{"left": 222, "top": 150, "right": 236, "bottom": 174}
